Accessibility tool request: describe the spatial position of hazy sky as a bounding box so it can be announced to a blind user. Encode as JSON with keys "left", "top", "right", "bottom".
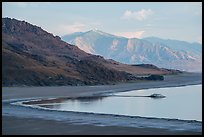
{"left": 2, "top": 2, "right": 202, "bottom": 44}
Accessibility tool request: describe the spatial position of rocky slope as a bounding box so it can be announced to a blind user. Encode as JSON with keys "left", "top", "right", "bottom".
{"left": 2, "top": 18, "right": 179, "bottom": 86}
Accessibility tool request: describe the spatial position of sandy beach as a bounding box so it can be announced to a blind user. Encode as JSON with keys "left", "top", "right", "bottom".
{"left": 2, "top": 72, "right": 202, "bottom": 135}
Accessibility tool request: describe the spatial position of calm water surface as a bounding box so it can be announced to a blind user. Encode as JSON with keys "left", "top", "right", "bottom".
{"left": 39, "top": 85, "right": 202, "bottom": 121}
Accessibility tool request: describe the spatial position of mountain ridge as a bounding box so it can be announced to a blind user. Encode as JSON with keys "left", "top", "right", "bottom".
{"left": 2, "top": 18, "right": 178, "bottom": 86}
{"left": 62, "top": 30, "right": 202, "bottom": 72}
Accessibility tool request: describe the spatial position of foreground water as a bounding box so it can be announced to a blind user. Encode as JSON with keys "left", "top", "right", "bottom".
{"left": 36, "top": 85, "right": 202, "bottom": 121}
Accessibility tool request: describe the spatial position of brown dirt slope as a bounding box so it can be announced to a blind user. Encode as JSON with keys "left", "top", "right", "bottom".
{"left": 2, "top": 18, "right": 181, "bottom": 86}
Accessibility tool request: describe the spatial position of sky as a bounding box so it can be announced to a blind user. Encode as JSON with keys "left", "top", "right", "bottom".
{"left": 2, "top": 2, "right": 202, "bottom": 44}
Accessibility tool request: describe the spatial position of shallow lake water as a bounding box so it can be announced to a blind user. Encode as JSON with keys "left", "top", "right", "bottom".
{"left": 37, "top": 84, "right": 202, "bottom": 121}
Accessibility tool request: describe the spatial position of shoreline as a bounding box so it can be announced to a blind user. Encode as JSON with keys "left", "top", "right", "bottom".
{"left": 2, "top": 72, "right": 202, "bottom": 135}
{"left": 3, "top": 115, "right": 201, "bottom": 135}
{"left": 3, "top": 116, "right": 201, "bottom": 135}
{"left": 3, "top": 72, "right": 202, "bottom": 100}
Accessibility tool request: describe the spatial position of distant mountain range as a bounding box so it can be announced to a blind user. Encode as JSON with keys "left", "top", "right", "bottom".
{"left": 2, "top": 18, "right": 178, "bottom": 86}
{"left": 62, "top": 30, "right": 202, "bottom": 72}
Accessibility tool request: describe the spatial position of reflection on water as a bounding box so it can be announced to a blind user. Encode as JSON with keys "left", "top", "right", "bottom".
{"left": 73, "top": 96, "right": 105, "bottom": 103}
{"left": 37, "top": 85, "right": 202, "bottom": 121}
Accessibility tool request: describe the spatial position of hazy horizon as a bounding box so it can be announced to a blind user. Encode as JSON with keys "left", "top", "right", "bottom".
{"left": 2, "top": 2, "right": 202, "bottom": 44}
